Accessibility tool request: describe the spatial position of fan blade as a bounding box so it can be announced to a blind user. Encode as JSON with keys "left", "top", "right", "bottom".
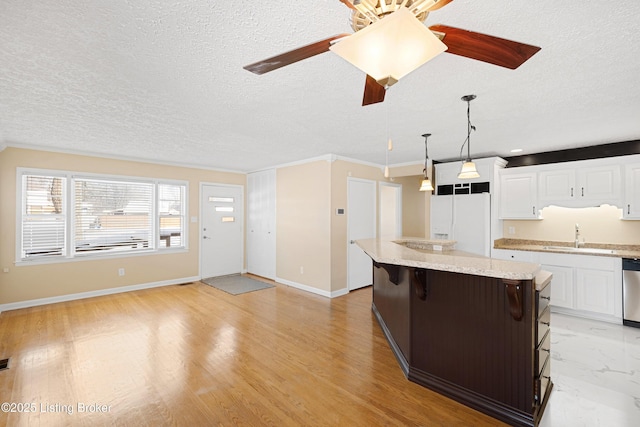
{"left": 338, "top": 0, "right": 357, "bottom": 11}
{"left": 244, "top": 34, "right": 350, "bottom": 75}
{"left": 362, "top": 75, "right": 386, "bottom": 106}
{"left": 429, "top": 24, "right": 541, "bottom": 69}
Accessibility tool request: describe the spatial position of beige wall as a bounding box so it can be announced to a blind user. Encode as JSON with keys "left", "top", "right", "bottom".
{"left": 276, "top": 160, "right": 432, "bottom": 295}
{"left": 503, "top": 204, "right": 640, "bottom": 244}
{"left": 276, "top": 161, "right": 332, "bottom": 292}
{"left": 393, "top": 175, "right": 429, "bottom": 238}
{"left": 0, "top": 148, "right": 435, "bottom": 305}
{"left": 0, "top": 147, "right": 245, "bottom": 306}
{"left": 272, "top": 159, "right": 392, "bottom": 295}
{"left": 330, "top": 160, "right": 387, "bottom": 293}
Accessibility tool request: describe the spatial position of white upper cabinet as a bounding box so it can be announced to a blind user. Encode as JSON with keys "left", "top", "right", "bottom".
{"left": 499, "top": 172, "right": 538, "bottom": 219}
{"left": 538, "top": 165, "right": 621, "bottom": 208}
{"left": 624, "top": 162, "right": 640, "bottom": 219}
{"left": 538, "top": 169, "right": 575, "bottom": 204}
{"left": 577, "top": 165, "right": 621, "bottom": 205}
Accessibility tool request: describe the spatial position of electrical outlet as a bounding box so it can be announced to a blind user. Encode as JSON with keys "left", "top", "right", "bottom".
{"left": 300, "top": 266, "right": 304, "bottom": 274}
{"left": 508, "top": 226, "right": 516, "bottom": 235}
{"left": 2, "top": 268, "right": 8, "bottom": 273}
{"left": 118, "top": 268, "right": 125, "bottom": 276}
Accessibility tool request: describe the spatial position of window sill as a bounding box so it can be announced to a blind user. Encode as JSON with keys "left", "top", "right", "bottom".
{"left": 15, "top": 247, "right": 189, "bottom": 267}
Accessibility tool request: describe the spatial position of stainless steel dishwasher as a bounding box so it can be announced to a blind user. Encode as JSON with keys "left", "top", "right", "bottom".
{"left": 623, "top": 258, "right": 640, "bottom": 328}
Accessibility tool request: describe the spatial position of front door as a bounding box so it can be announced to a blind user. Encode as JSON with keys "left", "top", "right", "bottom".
{"left": 347, "top": 178, "right": 376, "bottom": 291}
{"left": 200, "top": 184, "right": 243, "bottom": 278}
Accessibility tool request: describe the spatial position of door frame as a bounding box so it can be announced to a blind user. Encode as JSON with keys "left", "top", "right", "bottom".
{"left": 199, "top": 182, "right": 245, "bottom": 279}
{"left": 347, "top": 177, "right": 377, "bottom": 291}
{"left": 379, "top": 181, "right": 402, "bottom": 238}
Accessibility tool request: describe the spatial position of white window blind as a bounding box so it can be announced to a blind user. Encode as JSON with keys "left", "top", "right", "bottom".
{"left": 73, "top": 178, "right": 154, "bottom": 255}
{"left": 19, "top": 169, "right": 187, "bottom": 262}
{"left": 21, "top": 175, "right": 66, "bottom": 258}
{"left": 158, "top": 183, "right": 185, "bottom": 248}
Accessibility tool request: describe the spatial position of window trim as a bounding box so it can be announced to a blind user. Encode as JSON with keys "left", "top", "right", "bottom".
{"left": 16, "top": 167, "right": 189, "bottom": 265}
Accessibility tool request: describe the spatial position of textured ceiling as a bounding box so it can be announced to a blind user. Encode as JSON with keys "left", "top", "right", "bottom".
{"left": 1, "top": 1, "right": 640, "bottom": 172}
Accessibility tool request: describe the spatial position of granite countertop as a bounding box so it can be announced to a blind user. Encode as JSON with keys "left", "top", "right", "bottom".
{"left": 494, "top": 238, "right": 640, "bottom": 259}
{"left": 356, "top": 238, "right": 541, "bottom": 281}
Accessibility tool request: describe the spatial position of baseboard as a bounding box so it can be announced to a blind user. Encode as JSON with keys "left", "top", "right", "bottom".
{"left": 0, "top": 276, "right": 200, "bottom": 313}
{"left": 275, "top": 277, "right": 348, "bottom": 299}
{"left": 550, "top": 306, "right": 622, "bottom": 324}
{"left": 330, "top": 287, "right": 349, "bottom": 298}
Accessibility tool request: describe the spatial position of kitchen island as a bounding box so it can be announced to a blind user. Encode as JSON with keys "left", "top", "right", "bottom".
{"left": 357, "top": 238, "right": 553, "bottom": 427}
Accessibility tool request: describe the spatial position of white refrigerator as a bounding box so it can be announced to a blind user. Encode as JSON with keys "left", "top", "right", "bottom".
{"left": 430, "top": 193, "right": 491, "bottom": 257}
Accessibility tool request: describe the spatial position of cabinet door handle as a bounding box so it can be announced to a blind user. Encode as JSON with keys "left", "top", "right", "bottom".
{"left": 581, "top": 187, "right": 584, "bottom": 197}
{"left": 570, "top": 187, "right": 574, "bottom": 197}
{"left": 532, "top": 206, "right": 536, "bottom": 215}
{"left": 629, "top": 204, "right": 631, "bottom": 215}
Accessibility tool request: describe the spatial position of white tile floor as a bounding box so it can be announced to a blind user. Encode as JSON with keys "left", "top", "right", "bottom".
{"left": 539, "top": 313, "right": 640, "bottom": 427}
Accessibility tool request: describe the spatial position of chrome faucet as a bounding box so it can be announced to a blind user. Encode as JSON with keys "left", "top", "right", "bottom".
{"left": 574, "top": 223, "right": 582, "bottom": 248}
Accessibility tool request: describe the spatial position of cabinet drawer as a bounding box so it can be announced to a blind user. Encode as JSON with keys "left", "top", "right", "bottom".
{"left": 537, "top": 284, "right": 551, "bottom": 316}
{"left": 491, "top": 248, "right": 537, "bottom": 262}
{"left": 537, "top": 305, "right": 551, "bottom": 345}
{"left": 535, "top": 329, "right": 551, "bottom": 376}
{"left": 536, "top": 354, "right": 551, "bottom": 405}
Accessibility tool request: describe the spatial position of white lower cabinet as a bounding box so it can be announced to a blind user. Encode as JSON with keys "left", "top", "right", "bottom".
{"left": 538, "top": 252, "right": 622, "bottom": 322}
{"left": 576, "top": 268, "right": 615, "bottom": 315}
{"left": 542, "top": 264, "right": 574, "bottom": 309}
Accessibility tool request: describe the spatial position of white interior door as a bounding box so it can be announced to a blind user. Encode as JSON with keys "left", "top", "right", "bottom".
{"left": 348, "top": 178, "right": 376, "bottom": 291}
{"left": 200, "top": 184, "right": 243, "bottom": 278}
{"left": 247, "top": 169, "right": 276, "bottom": 279}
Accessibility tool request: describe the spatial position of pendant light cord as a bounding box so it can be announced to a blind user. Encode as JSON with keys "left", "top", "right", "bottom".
{"left": 459, "top": 95, "right": 476, "bottom": 162}
{"left": 466, "top": 99, "right": 472, "bottom": 160}
{"left": 422, "top": 133, "right": 431, "bottom": 178}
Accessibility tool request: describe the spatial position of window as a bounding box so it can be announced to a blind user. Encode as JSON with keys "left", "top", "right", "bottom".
{"left": 74, "top": 178, "right": 153, "bottom": 255}
{"left": 18, "top": 169, "right": 187, "bottom": 261}
{"left": 158, "top": 184, "right": 185, "bottom": 248}
{"left": 21, "top": 174, "right": 67, "bottom": 258}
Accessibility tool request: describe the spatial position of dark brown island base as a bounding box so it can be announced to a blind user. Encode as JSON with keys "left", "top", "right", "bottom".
{"left": 357, "top": 238, "right": 553, "bottom": 427}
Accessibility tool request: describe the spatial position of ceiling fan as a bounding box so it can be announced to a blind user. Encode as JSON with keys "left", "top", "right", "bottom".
{"left": 243, "top": 0, "right": 541, "bottom": 106}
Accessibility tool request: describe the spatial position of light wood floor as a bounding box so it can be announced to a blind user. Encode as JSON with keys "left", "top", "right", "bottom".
{"left": 0, "top": 278, "right": 506, "bottom": 426}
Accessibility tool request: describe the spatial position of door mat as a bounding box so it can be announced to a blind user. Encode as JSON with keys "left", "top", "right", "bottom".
{"left": 202, "top": 275, "right": 274, "bottom": 295}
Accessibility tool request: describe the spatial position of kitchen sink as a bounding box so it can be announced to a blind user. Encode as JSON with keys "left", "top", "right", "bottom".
{"left": 542, "top": 246, "right": 616, "bottom": 255}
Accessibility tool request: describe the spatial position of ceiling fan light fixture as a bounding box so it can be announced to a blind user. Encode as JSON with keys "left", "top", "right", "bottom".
{"left": 330, "top": 7, "right": 447, "bottom": 85}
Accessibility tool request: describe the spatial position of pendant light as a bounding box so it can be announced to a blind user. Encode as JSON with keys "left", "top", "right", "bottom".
{"left": 419, "top": 133, "right": 434, "bottom": 192}
{"left": 457, "top": 94, "right": 480, "bottom": 179}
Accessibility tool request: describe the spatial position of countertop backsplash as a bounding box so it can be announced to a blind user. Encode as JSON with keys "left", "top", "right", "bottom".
{"left": 502, "top": 204, "right": 640, "bottom": 245}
